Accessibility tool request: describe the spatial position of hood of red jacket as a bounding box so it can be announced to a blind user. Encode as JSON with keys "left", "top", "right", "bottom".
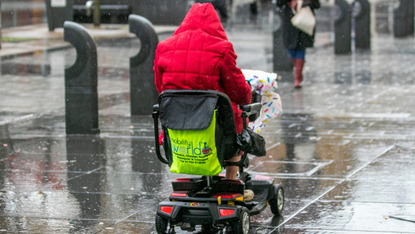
{"left": 174, "top": 3, "right": 228, "bottom": 40}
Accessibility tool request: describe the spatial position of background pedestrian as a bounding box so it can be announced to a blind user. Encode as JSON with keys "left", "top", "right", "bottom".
{"left": 276, "top": 0, "right": 320, "bottom": 88}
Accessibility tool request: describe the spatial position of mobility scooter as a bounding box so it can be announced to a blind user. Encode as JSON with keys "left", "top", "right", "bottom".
{"left": 152, "top": 90, "right": 284, "bottom": 234}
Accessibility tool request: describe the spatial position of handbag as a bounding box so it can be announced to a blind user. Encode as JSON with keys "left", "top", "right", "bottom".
{"left": 291, "top": 0, "right": 316, "bottom": 36}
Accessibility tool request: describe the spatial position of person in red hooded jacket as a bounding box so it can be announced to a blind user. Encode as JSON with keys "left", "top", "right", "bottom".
{"left": 154, "top": 3, "right": 252, "bottom": 180}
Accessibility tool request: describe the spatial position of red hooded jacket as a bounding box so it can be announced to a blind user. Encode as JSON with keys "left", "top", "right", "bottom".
{"left": 154, "top": 3, "right": 251, "bottom": 133}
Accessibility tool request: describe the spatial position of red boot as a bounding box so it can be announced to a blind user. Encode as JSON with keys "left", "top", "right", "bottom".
{"left": 294, "top": 59, "right": 305, "bottom": 88}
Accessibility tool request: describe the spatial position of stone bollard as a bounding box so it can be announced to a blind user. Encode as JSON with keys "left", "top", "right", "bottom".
{"left": 45, "top": 0, "right": 73, "bottom": 31}
{"left": 64, "top": 21, "right": 100, "bottom": 135}
{"left": 394, "top": 0, "right": 414, "bottom": 38}
{"left": 334, "top": 0, "right": 352, "bottom": 54}
{"left": 273, "top": 12, "right": 293, "bottom": 80}
{"left": 354, "top": 0, "right": 371, "bottom": 50}
{"left": 0, "top": 1, "right": 2, "bottom": 50}
{"left": 129, "top": 15, "right": 159, "bottom": 116}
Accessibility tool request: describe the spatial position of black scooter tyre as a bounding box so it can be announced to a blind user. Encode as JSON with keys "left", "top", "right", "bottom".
{"left": 155, "top": 215, "right": 168, "bottom": 234}
{"left": 232, "top": 207, "right": 250, "bottom": 234}
{"left": 270, "top": 184, "right": 284, "bottom": 216}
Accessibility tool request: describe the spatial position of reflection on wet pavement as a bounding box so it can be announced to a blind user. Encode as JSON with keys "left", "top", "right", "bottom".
{"left": 1, "top": 9, "right": 415, "bottom": 234}
{"left": 0, "top": 63, "right": 51, "bottom": 76}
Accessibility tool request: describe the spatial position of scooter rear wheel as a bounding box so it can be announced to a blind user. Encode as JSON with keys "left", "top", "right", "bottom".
{"left": 270, "top": 184, "right": 284, "bottom": 216}
{"left": 155, "top": 215, "right": 169, "bottom": 234}
{"left": 232, "top": 207, "right": 250, "bottom": 234}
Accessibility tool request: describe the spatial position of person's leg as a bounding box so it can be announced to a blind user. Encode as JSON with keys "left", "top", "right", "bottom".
{"left": 293, "top": 48, "right": 306, "bottom": 88}
{"left": 225, "top": 154, "right": 241, "bottom": 180}
{"left": 225, "top": 153, "right": 254, "bottom": 200}
{"left": 287, "top": 48, "right": 295, "bottom": 62}
{"left": 287, "top": 48, "right": 297, "bottom": 72}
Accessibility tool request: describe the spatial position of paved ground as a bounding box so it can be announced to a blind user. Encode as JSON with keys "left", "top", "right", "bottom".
{"left": 1, "top": 10, "right": 415, "bottom": 234}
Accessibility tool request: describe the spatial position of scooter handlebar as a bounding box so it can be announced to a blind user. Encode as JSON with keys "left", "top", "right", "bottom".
{"left": 241, "top": 103, "right": 262, "bottom": 115}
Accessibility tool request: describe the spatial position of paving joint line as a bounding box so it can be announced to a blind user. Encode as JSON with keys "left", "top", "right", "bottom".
{"left": 115, "top": 211, "right": 143, "bottom": 225}
{"left": 318, "top": 200, "right": 415, "bottom": 205}
{"left": 277, "top": 226, "right": 415, "bottom": 233}
{"left": 259, "top": 175, "right": 344, "bottom": 180}
{"left": 67, "top": 167, "right": 104, "bottom": 181}
{"left": 306, "top": 160, "right": 334, "bottom": 176}
{"left": 266, "top": 142, "right": 281, "bottom": 151}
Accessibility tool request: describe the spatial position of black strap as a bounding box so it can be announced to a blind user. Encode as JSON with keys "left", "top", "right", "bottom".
{"left": 225, "top": 161, "right": 241, "bottom": 167}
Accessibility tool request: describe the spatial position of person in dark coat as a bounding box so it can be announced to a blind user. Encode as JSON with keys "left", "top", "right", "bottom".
{"left": 195, "top": 0, "right": 231, "bottom": 21}
{"left": 276, "top": 0, "right": 320, "bottom": 88}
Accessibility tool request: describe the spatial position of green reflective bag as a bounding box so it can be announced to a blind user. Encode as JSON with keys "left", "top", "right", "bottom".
{"left": 167, "top": 110, "right": 222, "bottom": 175}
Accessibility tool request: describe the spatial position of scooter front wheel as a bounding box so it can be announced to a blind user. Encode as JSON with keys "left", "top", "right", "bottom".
{"left": 232, "top": 207, "right": 250, "bottom": 234}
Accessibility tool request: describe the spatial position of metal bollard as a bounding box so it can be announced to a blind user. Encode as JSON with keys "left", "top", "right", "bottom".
{"left": 0, "top": 0, "right": 2, "bottom": 49}
{"left": 394, "top": 0, "right": 414, "bottom": 38}
{"left": 407, "top": 0, "right": 415, "bottom": 36}
{"left": 129, "top": 15, "right": 159, "bottom": 116}
{"left": 64, "top": 21, "right": 100, "bottom": 135}
{"left": 334, "top": 0, "right": 352, "bottom": 55}
{"left": 273, "top": 12, "right": 293, "bottom": 79}
{"left": 66, "top": 135, "right": 104, "bottom": 228}
{"left": 45, "top": 0, "right": 73, "bottom": 31}
{"left": 354, "top": 0, "right": 371, "bottom": 50}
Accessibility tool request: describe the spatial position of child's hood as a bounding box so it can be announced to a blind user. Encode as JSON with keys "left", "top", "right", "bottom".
{"left": 173, "top": 3, "right": 228, "bottom": 40}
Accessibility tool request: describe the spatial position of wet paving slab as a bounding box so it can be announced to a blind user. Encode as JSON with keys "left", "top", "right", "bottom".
{"left": 2, "top": 106, "right": 415, "bottom": 234}
{"left": 2, "top": 114, "right": 414, "bottom": 233}
{"left": 281, "top": 201, "right": 415, "bottom": 233}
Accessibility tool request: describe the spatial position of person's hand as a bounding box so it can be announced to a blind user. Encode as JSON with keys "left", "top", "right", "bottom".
{"left": 288, "top": 0, "right": 298, "bottom": 9}
{"left": 246, "top": 80, "right": 251, "bottom": 87}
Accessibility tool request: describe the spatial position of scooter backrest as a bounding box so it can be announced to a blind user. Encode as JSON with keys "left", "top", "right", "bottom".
{"left": 160, "top": 92, "right": 218, "bottom": 130}
{"left": 158, "top": 90, "right": 238, "bottom": 175}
